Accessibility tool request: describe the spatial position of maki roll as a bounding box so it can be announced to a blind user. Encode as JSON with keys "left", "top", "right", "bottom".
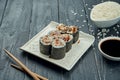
{"left": 67, "top": 26, "right": 79, "bottom": 43}
{"left": 62, "top": 34, "right": 73, "bottom": 52}
{"left": 39, "top": 35, "right": 52, "bottom": 55}
{"left": 50, "top": 38, "right": 66, "bottom": 59}
{"left": 49, "top": 30, "right": 61, "bottom": 39}
{"left": 56, "top": 24, "right": 68, "bottom": 34}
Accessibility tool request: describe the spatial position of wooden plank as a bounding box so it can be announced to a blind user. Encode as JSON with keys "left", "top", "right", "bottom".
{"left": 26, "top": 0, "right": 59, "bottom": 80}
{"left": 0, "top": 0, "right": 33, "bottom": 80}
{"left": 81, "top": 0, "right": 102, "bottom": 80}
{"left": 58, "top": 0, "right": 99, "bottom": 80}
{"left": 0, "top": 0, "right": 7, "bottom": 26}
{"left": 0, "top": 0, "right": 7, "bottom": 72}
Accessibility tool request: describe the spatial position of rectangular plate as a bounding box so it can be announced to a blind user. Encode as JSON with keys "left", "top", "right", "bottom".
{"left": 20, "top": 21, "right": 95, "bottom": 71}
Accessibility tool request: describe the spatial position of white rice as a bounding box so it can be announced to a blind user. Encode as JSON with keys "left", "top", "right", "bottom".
{"left": 91, "top": 1, "right": 120, "bottom": 20}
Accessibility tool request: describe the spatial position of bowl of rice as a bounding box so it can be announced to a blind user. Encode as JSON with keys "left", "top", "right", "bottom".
{"left": 90, "top": 1, "right": 120, "bottom": 28}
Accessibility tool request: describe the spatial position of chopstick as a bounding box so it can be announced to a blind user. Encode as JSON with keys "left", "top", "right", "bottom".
{"left": 3, "top": 49, "right": 39, "bottom": 80}
{"left": 11, "top": 64, "right": 48, "bottom": 80}
{"left": 3, "top": 49, "right": 48, "bottom": 80}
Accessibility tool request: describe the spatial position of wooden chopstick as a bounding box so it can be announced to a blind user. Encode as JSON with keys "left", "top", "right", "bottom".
{"left": 3, "top": 49, "right": 47, "bottom": 80}
{"left": 11, "top": 64, "right": 48, "bottom": 80}
{"left": 3, "top": 49, "right": 39, "bottom": 80}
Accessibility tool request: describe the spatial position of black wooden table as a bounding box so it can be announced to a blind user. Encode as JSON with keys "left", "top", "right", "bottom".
{"left": 0, "top": 0, "right": 120, "bottom": 80}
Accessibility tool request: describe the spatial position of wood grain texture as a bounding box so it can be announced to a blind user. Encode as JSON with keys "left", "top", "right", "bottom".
{"left": 0, "top": 0, "right": 8, "bottom": 27}
{"left": 0, "top": 0, "right": 32, "bottom": 79}
{"left": 0, "top": 0, "right": 8, "bottom": 71}
{"left": 0, "top": 0, "right": 120, "bottom": 80}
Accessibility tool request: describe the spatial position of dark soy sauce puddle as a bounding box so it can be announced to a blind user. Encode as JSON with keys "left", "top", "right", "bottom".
{"left": 100, "top": 39, "right": 120, "bottom": 57}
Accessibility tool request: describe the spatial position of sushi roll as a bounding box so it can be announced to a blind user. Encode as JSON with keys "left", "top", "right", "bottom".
{"left": 49, "top": 30, "right": 61, "bottom": 39}
{"left": 50, "top": 38, "right": 66, "bottom": 59}
{"left": 62, "top": 34, "right": 73, "bottom": 52}
{"left": 39, "top": 35, "right": 52, "bottom": 55}
{"left": 67, "top": 26, "right": 79, "bottom": 43}
{"left": 56, "top": 24, "right": 68, "bottom": 34}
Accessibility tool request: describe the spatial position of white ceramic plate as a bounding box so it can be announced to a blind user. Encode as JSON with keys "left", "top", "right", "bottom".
{"left": 20, "top": 21, "right": 95, "bottom": 71}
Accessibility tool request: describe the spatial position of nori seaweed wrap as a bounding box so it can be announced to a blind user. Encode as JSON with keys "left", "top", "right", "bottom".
{"left": 50, "top": 38, "right": 66, "bottom": 59}
{"left": 39, "top": 35, "right": 52, "bottom": 55}
{"left": 67, "top": 26, "right": 79, "bottom": 43}
{"left": 61, "top": 34, "right": 73, "bottom": 52}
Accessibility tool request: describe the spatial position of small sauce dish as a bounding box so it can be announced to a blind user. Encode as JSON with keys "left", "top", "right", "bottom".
{"left": 98, "top": 37, "right": 120, "bottom": 61}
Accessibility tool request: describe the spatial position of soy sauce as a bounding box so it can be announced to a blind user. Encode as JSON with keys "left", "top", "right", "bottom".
{"left": 100, "top": 39, "right": 120, "bottom": 57}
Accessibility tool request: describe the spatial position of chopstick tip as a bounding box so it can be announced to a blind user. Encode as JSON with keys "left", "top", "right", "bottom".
{"left": 3, "top": 48, "right": 8, "bottom": 53}
{"left": 3, "top": 48, "right": 5, "bottom": 50}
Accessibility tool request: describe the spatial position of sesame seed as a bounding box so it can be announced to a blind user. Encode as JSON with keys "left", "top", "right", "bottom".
{"left": 80, "top": 15, "right": 83, "bottom": 16}
{"left": 82, "top": 25, "right": 85, "bottom": 27}
{"left": 76, "top": 20, "right": 79, "bottom": 22}
{"left": 83, "top": 20, "right": 87, "bottom": 23}
{"left": 86, "top": 4, "right": 88, "bottom": 6}
{"left": 88, "top": 8, "right": 91, "bottom": 10}
{"left": 116, "top": 31, "right": 119, "bottom": 34}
